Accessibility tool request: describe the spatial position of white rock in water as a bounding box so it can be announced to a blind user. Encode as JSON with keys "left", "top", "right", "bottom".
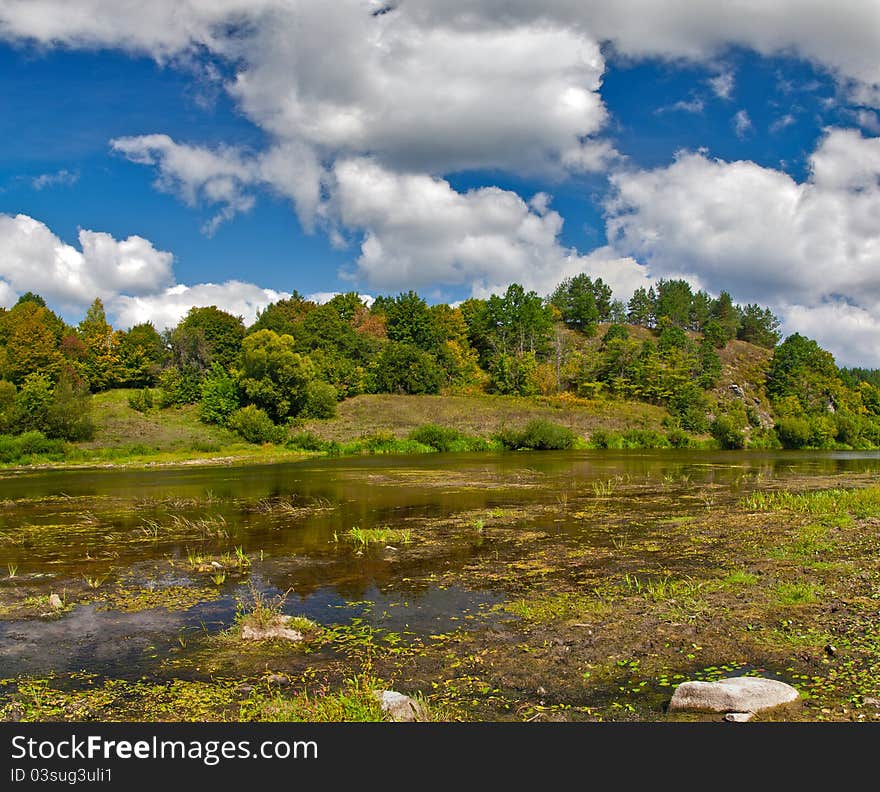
{"left": 669, "top": 676, "right": 799, "bottom": 713}
{"left": 724, "top": 712, "right": 755, "bottom": 722}
{"left": 240, "top": 615, "right": 304, "bottom": 642}
{"left": 48, "top": 593, "right": 64, "bottom": 610}
{"left": 373, "top": 690, "right": 426, "bottom": 722}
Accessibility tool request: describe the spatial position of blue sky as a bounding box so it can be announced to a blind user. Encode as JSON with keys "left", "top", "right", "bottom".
{"left": 0, "top": 2, "right": 879, "bottom": 365}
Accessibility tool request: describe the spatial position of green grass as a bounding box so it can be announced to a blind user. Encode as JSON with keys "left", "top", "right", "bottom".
{"left": 774, "top": 582, "right": 817, "bottom": 606}
{"left": 741, "top": 486, "right": 880, "bottom": 518}
{"left": 722, "top": 570, "right": 759, "bottom": 587}
{"left": 337, "top": 526, "right": 413, "bottom": 548}
{"left": 239, "top": 675, "right": 388, "bottom": 722}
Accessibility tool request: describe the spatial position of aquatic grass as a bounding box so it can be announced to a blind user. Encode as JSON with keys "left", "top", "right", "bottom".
{"left": 6, "top": 562, "right": 17, "bottom": 578}
{"left": 502, "top": 590, "right": 613, "bottom": 623}
{"left": 344, "top": 526, "right": 413, "bottom": 548}
{"left": 741, "top": 486, "right": 880, "bottom": 518}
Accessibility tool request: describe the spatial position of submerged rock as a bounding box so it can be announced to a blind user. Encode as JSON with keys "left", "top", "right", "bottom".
{"left": 373, "top": 690, "right": 426, "bottom": 722}
{"left": 669, "top": 676, "right": 799, "bottom": 714}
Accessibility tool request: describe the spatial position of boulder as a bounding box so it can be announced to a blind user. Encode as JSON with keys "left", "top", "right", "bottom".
{"left": 372, "top": 690, "right": 426, "bottom": 722}
{"left": 669, "top": 676, "right": 799, "bottom": 714}
{"left": 240, "top": 615, "right": 304, "bottom": 642}
{"left": 48, "top": 593, "right": 64, "bottom": 610}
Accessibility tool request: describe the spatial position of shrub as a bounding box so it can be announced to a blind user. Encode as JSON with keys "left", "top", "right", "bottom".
{"left": 128, "top": 388, "right": 154, "bottom": 413}
{"left": 408, "top": 424, "right": 462, "bottom": 452}
{"left": 622, "top": 429, "right": 671, "bottom": 448}
{"left": 228, "top": 405, "right": 283, "bottom": 444}
{"left": 499, "top": 419, "right": 575, "bottom": 450}
{"left": 158, "top": 366, "right": 202, "bottom": 407}
{"left": 710, "top": 414, "right": 746, "bottom": 449}
{"left": 368, "top": 342, "right": 444, "bottom": 395}
{"left": 301, "top": 381, "right": 338, "bottom": 419}
{"left": 589, "top": 429, "right": 624, "bottom": 449}
{"left": 199, "top": 364, "right": 240, "bottom": 425}
{"left": 287, "top": 431, "right": 327, "bottom": 451}
{"left": 45, "top": 373, "right": 95, "bottom": 441}
{"left": 0, "top": 431, "right": 66, "bottom": 463}
{"left": 774, "top": 416, "right": 812, "bottom": 449}
{"left": 666, "top": 428, "right": 693, "bottom": 448}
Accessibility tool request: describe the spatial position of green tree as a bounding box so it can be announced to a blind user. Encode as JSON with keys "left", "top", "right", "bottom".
{"left": 368, "top": 342, "right": 443, "bottom": 395}
{"left": 171, "top": 306, "right": 245, "bottom": 373}
{"left": 766, "top": 333, "right": 841, "bottom": 412}
{"left": 654, "top": 279, "right": 694, "bottom": 327}
{"left": 550, "top": 274, "right": 600, "bottom": 334}
{"left": 0, "top": 301, "right": 66, "bottom": 384}
{"left": 199, "top": 363, "right": 241, "bottom": 425}
{"left": 118, "top": 323, "right": 167, "bottom": 388}
{"left": 249, "top": 292, "right": 314, "bottom": 337}
{"left": 238, "top": 330, "right": 314, "bottom": 422}
{"left": 383, "top": 291, "right": 438, "bottom": 351}
{"left": 710, "top": 291, "right": 740, "bottom": 340}
{"left": 78, "top": 298, "right": 123, "bottom": 391}
{"left": 627, "top": 287, "right": 654, "bottom": 327}
{"left": 737, "top": 304, "right": 781, "bottom": 348}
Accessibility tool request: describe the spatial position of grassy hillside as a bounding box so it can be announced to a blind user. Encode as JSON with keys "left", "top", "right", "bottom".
{"left": 298, "top": 393, "right": 668, "bottom": 442}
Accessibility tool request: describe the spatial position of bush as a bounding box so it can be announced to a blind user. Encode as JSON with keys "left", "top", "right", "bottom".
{"left": 666, "top": 428, "right": 693, "bottom": 448}
{"left": 0, "top": 431, "right": 66, "bottom": 463}
{"left": 228, "top": 405, "right": 284, "bottom": 444}
{"left": 45, "top": 374, "right": 95, "bottom": 441}
{"left": 589, "top": 429, "right": 624, "bottom": 449}
{"left": 199, "top": 365, "right": 240, "bottom": 425}
{"left": 368, "top": 342, "right": 444, "bottom": 395}
{"left": 301, "top": 381, "right": 338, "bottom": 419}
{"left": 622, "top": 429, "right": 671, "bottom": 448}
{"left": 774, "top": 416, "right": 812, "bottom": 449}
{"left": 499, "top": 419, "right": 575, "bottom": 450}
{"left": 159, "top": 366, "right": 202, "bottom": 407}
{"left": 710, "top": 414, "right": 746, "bottom": 449}
{"left": 287, "top": 431, "right": 327, "bottom": 451}
{"left": 408, "top": 424, "right": 462, "bottom": 452}
{"left": 128, "top": 388, "right": 154, "bottom": 413}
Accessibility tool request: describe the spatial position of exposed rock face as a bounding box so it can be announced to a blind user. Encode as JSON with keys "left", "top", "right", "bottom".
{"left": 373, "top": 690, "right": 427, "bottom": 722}
{"left": 669, "top": 676, "right": 800, "bottom": 714}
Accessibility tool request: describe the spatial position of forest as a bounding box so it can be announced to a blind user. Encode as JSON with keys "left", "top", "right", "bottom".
{"left": 0, "top": 275, "right": 878, "bottom": 459}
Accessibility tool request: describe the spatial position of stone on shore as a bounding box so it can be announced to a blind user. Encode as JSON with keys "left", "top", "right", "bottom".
{"left": 669, "top": 676, "right": 799, "bottom": 714}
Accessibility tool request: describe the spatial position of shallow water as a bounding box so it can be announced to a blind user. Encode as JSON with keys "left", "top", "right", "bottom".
{"left": 1, "top": 449, "right": 879, "bottom": 679}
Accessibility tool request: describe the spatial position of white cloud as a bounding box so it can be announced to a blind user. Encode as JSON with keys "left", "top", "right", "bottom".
{"left": 605, "top": 128, "right": 880, "bottom": 362}
{"left": 708, "top": 70, "right": 735, "bottom": 99}
{"left": 770, "top": 113, "right": 796, "bottom": 133}
{"left": 109, "top": 281, "right": 288, "bottom": 330}
{"left": 852, "top": 109, "right": 880, "bottom": 134}
{"left": 0, "top": 213, "right": 174, "bottom": 313}
{"left": 781, "top": 301, "right": 880, "bottom": 368}
{"left": 330, "top": 157, "right": 649, "bottom": 298}
{"left": 733, "top": 109, "right": 753, "bottom": 138}
{"left": 0, "top": 213, "right": 288, "bottom": 330}
{"left": 31, "top": 169, "right": 79, "bottom": 190}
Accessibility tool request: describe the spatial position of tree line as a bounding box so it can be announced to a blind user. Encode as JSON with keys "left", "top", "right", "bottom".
{"left": 1, "top": 277, "right": 878, "bottom": 450}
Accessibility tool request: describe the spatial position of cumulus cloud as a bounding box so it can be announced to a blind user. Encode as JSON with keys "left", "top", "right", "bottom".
{"left": 330, "top": 157, "right": 649, "bottom": 298}
{"left": 109, "top": 281, "right": 288, "bottom": 330}
{"left": 605, "top": 127, "right": 880, "bottom": 362}
{"left": 111, "top": 134, "right": 324, "bottom": 233}
{"left": 0, "top": 213, "right": 286, "bottom": 330}
{"left": 0, "top": 213, "right": 174, "bottom": 313}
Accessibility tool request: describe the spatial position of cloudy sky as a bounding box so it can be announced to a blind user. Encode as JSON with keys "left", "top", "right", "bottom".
{"left": 1, "top": 1, "right": 879, "bottom": 364}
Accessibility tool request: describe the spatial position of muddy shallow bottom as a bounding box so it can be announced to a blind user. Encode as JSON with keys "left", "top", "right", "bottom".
{"left": 2, "top": 449, "right": 880, "bottom": 722}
